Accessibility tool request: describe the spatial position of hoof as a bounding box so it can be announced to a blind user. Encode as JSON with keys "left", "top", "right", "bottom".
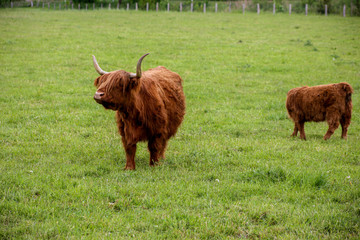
{"left": 124, "top": 166, "right": 135, "bottom": 170}
{"left": 149, "top": 161, "right": 160, "bottom": 167}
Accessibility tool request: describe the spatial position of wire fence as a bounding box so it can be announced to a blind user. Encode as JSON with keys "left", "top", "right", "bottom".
{"left": 2, "top": 0, "right": 359, "bottom": 16}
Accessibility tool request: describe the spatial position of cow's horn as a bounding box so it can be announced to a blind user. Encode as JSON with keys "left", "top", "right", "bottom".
{"left": 92, "top": 55, "right": 109, "bottom": 75}
{"left": 130, "top": 53, "right": 149, "bottom": 79}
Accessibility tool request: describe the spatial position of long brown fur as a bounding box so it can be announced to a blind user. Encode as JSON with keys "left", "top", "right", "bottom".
{"left": 94, "top": 67, "right": 185, "bottom": 170}
{"left": 286, "top": 82, "right": 353, "bottom": 140}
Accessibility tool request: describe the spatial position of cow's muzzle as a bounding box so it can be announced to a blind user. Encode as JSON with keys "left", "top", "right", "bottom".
{"left": 94, "top": 91, "right": 116, "bottom": 110}
{"left": 94, "top": 91, "right": 104, "bottom": 100}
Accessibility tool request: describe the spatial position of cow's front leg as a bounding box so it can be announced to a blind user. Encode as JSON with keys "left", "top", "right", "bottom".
{"left": 159, "top": 140, "right": 168, "bottom": 160}
{"left": 124, "top": 143, "right": 137, "bottom": 170}
{"left": 148, "top": 135, "right": 166, "bottom": 166}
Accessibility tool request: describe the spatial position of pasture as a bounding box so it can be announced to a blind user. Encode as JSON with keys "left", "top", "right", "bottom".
{"left": 1, "top": 8, "right": 360, "bottom": 239}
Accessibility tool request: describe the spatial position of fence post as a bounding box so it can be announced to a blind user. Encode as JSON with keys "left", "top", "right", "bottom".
{"left": 136, "top": 3, "right": 138, "bottom": 11}
{"left": 180, "top": 2, "right": 182, "bottom": 12}
{"left": 11, "top": 2, "right": 13, "bottom": 8}
{"left": 31, "top": 1, "right": 33, "bottom": 7}
{"left": 86, "top": 3, "right": 88, "bottom": 10}
{"left": 343, "top": 5, "right": 346, "bottom": 17}
{"left": 305, "top": 4, "right": 308, "bottom": 16}
{"left": 48, "top": 3, "right": 50, "bottom": 9}
{"left": 54, "top": 3, "right": 55, "bottom": 9}
{"left": 325, "top": 4, "right": 327, "bottom": 16}
{"left": 59, "top": 3, "right": 61, "bottom": 10}
{"left": 257, "top": 3, "right": 260, "bottom": 14}
{"left": 146, "top": 2, "right": 149, "bottom": 11}
{"left": 156, "top": 2, "right": 158, "bottom": 11}
{"left": 93, "top": 3, "right": 95, "bottom": 10}
{"left": 289, "top": 4, "right": 291, "bottom": 15}
{"left": 42, "top": 2, "right": 44, "bottom": 8}
{"left": 229, "top": 2, "right": 231, "bottom": 12}
{"left": 167, "top": 2, "right": 170, "bottom": 11}
{"left": 215, "top": 2, "right": 218, "bottom": 13}
{"left": 118, "top": 3, "right": 120, "bottom": 10}
{"left": 78, "top": 3, "right": 80, "bottom": 10}
{"left": 243, "top": 3, "right": 245, "bottom": 14}
{"left": 273, "top": 3, "right": 275, "bottom": 14}
{"left": 37, "top": 1, "right": 39, "bottom": 7}
{"left": 203, "top": 3, "right": 206, "bottom": 13}
{"left": 101, "top": 3, "right": 103, "bottom": 9}
{"left": 191, "top": 0, "right": 193, "bottom": 12}
{"left": 108, "top": 3, "right": 111, "bottom": 9}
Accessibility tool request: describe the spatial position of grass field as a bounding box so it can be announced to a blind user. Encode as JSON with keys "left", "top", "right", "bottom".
{"left": 1, "top": 8, "right": 360, "bottom": 239}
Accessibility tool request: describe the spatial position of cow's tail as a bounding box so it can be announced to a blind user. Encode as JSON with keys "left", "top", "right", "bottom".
{"left": 342, "top": 82, "right": 353, "bottom": 103}
{"left": 286, "top": 89, "right": 296, "bottom": 121}
{"left": 341, "top": 83, "right": 353, "bottom": 118}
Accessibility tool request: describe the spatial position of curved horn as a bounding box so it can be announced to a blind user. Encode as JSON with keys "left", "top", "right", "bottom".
{"left": 92, "top": 55, "right": 109, "bottom": 75}
{"left": 130, "top": 53, "right": 149, "bottom": 79}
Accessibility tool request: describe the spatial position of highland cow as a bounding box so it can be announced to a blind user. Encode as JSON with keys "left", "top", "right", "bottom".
{"left": 92, "top": 53, "right": 185, "bottom": 170}
{"left": 286, "top": 82, "right": 353, "bottom": 140}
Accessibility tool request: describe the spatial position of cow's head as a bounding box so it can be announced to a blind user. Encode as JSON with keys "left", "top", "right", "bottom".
{"left": 92, "top": 53, "right": 149, "bottom": 110}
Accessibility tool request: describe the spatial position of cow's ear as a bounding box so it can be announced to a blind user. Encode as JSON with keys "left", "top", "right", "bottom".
{"left": 94, "top": 76, "right": 101, "bottom": 87}
{"left": 129, "top": 77, "right": 140, "bottom": 90}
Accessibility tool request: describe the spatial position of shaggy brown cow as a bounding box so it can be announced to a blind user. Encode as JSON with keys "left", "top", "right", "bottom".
{"left": 92, "top": 53, "right": 185, "bottom": 170}
{"left": 286, "top": 82, "right": 353, "bottom": 140}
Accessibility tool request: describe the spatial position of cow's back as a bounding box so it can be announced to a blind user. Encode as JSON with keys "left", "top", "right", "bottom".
{"left": 139, "top": 67, "right": 185, "bottom": 138}
{"left": 286, "top": 83, "right": 352, "bottom": 123}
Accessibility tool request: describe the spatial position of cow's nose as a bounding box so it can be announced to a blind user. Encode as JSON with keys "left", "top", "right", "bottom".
{"left": 94, "top": 92, "right": 104, "bottom": 100}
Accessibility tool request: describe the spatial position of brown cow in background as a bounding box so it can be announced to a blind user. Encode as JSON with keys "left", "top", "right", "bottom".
{"left": 92, "top": 53, "right": 185, "bottom": 170}
{"left": 286, "top": 82, "right": 353, "bottom": 140}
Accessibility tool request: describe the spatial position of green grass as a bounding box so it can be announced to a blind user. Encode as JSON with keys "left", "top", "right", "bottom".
{"left": 1, "top": 8, "right": 360, "bottom": 239}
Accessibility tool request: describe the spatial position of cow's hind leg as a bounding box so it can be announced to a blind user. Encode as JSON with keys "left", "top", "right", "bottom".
{"left": 324, "top": 118, "right": 340, "bottom": 140}
{"left": 340, "top": 116, "right": 351, "bottom": 139}
{"left": 148, "top": 136, "right": 166, "bottom": 166}
{"left": 291, "top": 123, "right": 298, "bottom": 137}
{"left": 298, "top": 121, "right": 306, "bottom": 140}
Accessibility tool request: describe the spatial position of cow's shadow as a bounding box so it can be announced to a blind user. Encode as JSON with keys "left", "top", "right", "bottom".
{"left": 290, "top": 133, "right": 345, "bottom": 141}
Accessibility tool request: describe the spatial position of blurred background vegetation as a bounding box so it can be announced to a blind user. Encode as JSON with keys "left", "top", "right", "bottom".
{"left": 0, "top": 0, "right": 359, "bottom": 16}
